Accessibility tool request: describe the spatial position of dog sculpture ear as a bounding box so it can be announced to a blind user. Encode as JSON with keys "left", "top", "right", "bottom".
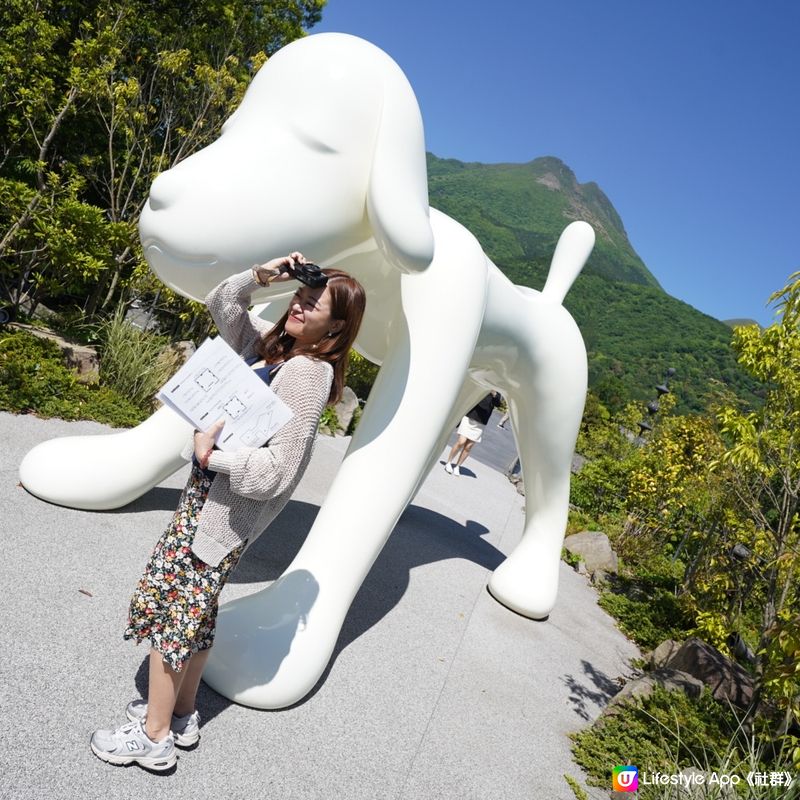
{"left": 366, "top": 62, "right": 435, "bottom": 274}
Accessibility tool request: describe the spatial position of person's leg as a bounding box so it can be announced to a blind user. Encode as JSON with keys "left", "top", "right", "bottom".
{"left": 456, "top": 439, "right": 476, "bottom": 466}
{"left": 445, "top": 436, "right": 469, "bottom": 473}
{"left": 446, "top": 435, "right": 466, "bottom": 464}
{"left": 173, "top": 649, "right": 211, "bottom": 717}
{"left": 145, "top": 648, "right": 185, "bottom": 741}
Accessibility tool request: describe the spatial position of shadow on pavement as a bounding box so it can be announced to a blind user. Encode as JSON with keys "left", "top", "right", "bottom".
{"left": 562, "top": 659, "right": 624, "bottom": 720}
{"left": 135, "top": 498, "right": 505, "bottom": 720}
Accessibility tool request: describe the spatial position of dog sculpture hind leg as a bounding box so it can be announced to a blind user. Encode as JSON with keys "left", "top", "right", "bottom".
{"left": 481, "top": 222, "right": 594, "bottom": 617}
{"left": 17, "top": 33, "right": 595, "bottom": 708}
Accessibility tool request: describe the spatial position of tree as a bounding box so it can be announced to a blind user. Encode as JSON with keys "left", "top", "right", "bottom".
{"left": 568, "top": 272, "right": 800, "bottom": 731}
{"left": 0, "top": 1, "right": 114, "bottom": 313}
{"left": 0, "top": 0, "right": 325, "bottom": 323}
{"left": 715, "top": 271, "right": 800, "bottom": 725}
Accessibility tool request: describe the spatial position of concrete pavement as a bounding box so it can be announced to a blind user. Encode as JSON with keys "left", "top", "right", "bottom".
{"left": 1, "top": 411, "right": 637, "bottom": 800}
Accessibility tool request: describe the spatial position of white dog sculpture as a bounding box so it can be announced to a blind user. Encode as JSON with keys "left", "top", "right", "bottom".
{"left": 19, "top": 33, "right": 595, "bottom": 709}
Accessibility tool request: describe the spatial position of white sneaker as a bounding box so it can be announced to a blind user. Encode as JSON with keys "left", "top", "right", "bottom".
{"left": 453, "top": 465, "right": 461, "bottom": 476}
{"left": 90, "top": 719, "right": 176, "bottom": 771}
{"left": 444, "top": 462, "right": 454, "bottom": 474}
{"left": 126, "top": 699, "right": 200, "bottom": 747}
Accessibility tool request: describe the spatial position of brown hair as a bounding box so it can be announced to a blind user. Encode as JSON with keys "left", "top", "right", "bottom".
{"left": 257, "top": 269, "right": 366, "bottom": 405}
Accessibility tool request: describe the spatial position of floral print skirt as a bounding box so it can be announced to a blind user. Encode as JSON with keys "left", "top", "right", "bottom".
{"left": 123, "top": 465, "right": 246, "bottom": 672}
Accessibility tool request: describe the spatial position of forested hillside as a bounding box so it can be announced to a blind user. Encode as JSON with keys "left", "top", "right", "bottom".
{"left": 427, "top": 154, "right": 763, "bottom": 411}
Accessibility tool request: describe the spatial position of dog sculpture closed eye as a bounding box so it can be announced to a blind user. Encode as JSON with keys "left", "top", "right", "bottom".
{"left": 19, "top": 33, "right": 595, "bottom": 709}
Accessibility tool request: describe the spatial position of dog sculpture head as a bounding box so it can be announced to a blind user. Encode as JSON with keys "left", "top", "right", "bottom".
{"left": 139, "top": 33, "right": 434, "bottom": 306}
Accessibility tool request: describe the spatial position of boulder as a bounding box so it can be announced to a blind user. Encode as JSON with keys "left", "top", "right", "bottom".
{"left": 664, "top": 638, "right": 754, "bottom": 709}
{"left": 21, "top": 296, "right": 57, "bottom": 320}
{"left": 62, "top": 342, "right": 100, "bottom": 382}
{"left": 174, "top": 340, "right": 197, "bottom": 362}
{"left": 604, "top": 668, "right": 705, "bottom": 715}
{"left": 563, "top": 531, "right": 619, "bottom": 576}
{"left": 646, "top": 639, "right": 683, "bottom": 670}
{"left": 589, "top": 569, "right": 611, "bottom": 586}
{"left": 11, "top": 322, "right": 99, "bottom": 382}
{"left": 168, "top": 340, "right": 196, "bottom": 366}
{"left": 504, "top": 458, "right": 526, "bottom": 495}
{"left": 571, "top": 452, "right": 587, "bottom": 473}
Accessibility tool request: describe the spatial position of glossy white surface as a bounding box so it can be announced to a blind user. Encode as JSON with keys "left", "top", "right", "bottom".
{"left": 19, "top": 33, "right": 593, "bottom": 708}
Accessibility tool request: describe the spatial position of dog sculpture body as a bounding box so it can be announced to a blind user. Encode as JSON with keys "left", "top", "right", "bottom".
{"left": 19, "top": 33, "right": 595, "bottom": 708}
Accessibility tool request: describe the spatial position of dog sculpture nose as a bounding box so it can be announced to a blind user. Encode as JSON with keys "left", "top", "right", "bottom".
{"left": 147, "top": 168, "right": 184, "bottom": 211}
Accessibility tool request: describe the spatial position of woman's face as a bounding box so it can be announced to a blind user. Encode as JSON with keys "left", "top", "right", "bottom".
{"left": 284, "top": 284, "right": 341, "bottom": 344}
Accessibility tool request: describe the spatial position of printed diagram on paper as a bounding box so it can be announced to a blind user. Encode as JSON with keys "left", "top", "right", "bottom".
{"left": 223, "top": 395, "right": 247, "bottom": 419}
{"left": 239, "top": 409, "right": 284, "bottom": 446}
{"left": 157, "top": 336, "right": 293, "bottom": 452}
{"left": 195, "top": 368, "right": 219, "bottom": 392}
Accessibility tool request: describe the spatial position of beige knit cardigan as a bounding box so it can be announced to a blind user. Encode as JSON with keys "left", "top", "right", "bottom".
{"left": 182, "top": 269, "right": 333, "bottom": 567}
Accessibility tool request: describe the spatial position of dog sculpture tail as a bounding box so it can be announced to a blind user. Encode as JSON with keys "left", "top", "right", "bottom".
{"left": 540, "top": 221, "right": 595, "bottom": 305}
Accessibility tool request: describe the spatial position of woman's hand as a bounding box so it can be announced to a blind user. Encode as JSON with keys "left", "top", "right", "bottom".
{"left": 194, "top": 419, "right": 225, "bottom": 468}
{"left": 253, "top": 252, "right": 306, "bottom": 286}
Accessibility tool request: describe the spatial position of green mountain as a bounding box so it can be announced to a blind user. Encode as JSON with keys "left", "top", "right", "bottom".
{"left": 723, "top": 318, "right": 760, "bottom": 329}
{"left": 427, "top": 153, "right": 762, "bottom": 413}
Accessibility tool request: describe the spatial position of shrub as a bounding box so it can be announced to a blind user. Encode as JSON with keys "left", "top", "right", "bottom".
{"left": 596, "top": 552, "right": 694, "bottom": 650}
{"left": 573, "top": 689, "right": 732, "bottom": 789}
{"left": 598, "top": 589, "right": 693, "bottom": 651}
{"left": 318, "top": 405, "right": 339, "bottom": 436}
{"left": 561, "top": 547, "right": 582, "bottom": 570}
{"left": 0, "top": 330, "right": 144, "bottom": 427}
{"left": 563, "top": 774, "right": 588, "bottom": 800}
{"left": 0, "top": 332, "right": 81, "bottom": 410}
{"left": 570, "top": 455, "right": 634, "bottom": 516}
{"left": 572, "top": 687, "right": 792, "bottom": 799}
{"left": 345, "top": 402, "right": 362, "bottom": 436}
{"left": 345, "top": 350, "right": 379, "bottom": 401}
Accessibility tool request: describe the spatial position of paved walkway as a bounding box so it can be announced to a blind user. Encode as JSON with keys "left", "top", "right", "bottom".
{"left": 1, "top": 411, "right": 637, "bottom": 800}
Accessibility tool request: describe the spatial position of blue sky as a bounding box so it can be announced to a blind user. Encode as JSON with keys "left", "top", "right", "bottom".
{"left": 314, "top": 1, "right": 799, "bottom": 327}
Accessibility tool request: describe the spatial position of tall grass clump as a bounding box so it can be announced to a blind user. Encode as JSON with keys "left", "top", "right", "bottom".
{"left": 97, "top": 306, "right": 182, "bottom": 413}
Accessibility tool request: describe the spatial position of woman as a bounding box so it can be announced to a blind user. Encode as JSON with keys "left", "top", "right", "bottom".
{"left": 443, "top": 391, "right": 501, "bottom": 476}
{"left": 91, "top": 252, "right": 366, "bottom": 771}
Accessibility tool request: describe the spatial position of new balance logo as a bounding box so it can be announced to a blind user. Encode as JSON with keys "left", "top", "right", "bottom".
{"left": 126, "top": 740, "right": 143, "bottom": 752}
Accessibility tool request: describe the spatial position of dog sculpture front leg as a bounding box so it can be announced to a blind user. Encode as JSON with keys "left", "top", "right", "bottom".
{"left": 202, "top": 215, "right": 489, "bottom": 708}
{"left": 18, "top": 406, "right": 190, "bottom": 510}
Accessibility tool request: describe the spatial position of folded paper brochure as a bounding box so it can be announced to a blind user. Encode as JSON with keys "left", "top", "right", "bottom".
{"left": 156, "top": 336, "right": 293, "bottom": 451}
